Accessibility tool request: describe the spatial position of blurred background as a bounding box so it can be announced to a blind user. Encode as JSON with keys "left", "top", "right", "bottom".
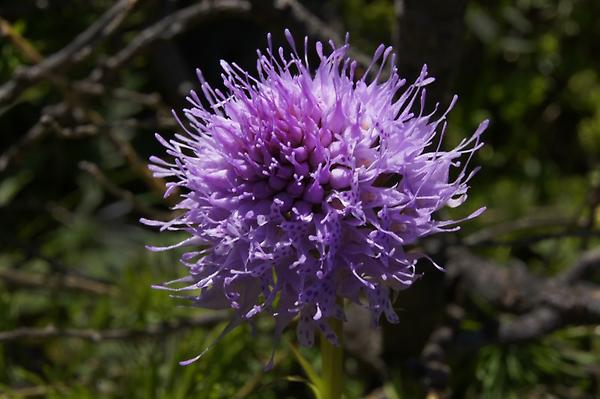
{"left": 1, "top": 0, "right": 599, "bottom": 398}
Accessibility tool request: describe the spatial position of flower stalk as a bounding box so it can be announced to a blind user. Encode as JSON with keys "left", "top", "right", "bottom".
{"left": 321, "top": 316, "right": 343, "bottom": 399}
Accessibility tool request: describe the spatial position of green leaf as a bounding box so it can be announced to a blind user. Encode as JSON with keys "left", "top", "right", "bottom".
{"left": 0, "top": 170, "right": 32, "bottom": 207}
{"left": 288, "top": 342, "right": 322, "bottom": 398}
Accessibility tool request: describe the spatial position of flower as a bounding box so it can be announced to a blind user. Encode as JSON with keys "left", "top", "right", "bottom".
{"left": 143, "top": 30, "right": 487, "bottom": 365}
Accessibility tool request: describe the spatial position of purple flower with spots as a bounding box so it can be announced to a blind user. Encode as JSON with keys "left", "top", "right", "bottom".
{"left": 144, "top": 30, "right": 487, "bottom": 364}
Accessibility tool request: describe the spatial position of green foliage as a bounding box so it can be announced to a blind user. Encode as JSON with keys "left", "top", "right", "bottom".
{"left": 469, "top": 328, "right": 600, "bottom": 399}
{"left": 337, "top": 0, "right": 394, "bottom": 51}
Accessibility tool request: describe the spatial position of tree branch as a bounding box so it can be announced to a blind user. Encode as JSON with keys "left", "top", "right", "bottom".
{"left": 0, "top": 103, "right": 68, "bottom": 172}
{"left": 90, "top": 0, "right": 252, "bottom": 82}
{"left": 0, "top": 0, "right": 251, "bottom": 180}
{"left": 465, "top": 228, "right": 600, "bottom": 248}
{"left": 496, "top": 307, "right": 563, "bottom": 344}
{"left": 447, "top": 248, "right": 600, "bottom": 343}
{"left": 79, "top": 161, "right": 173, "bottom": 220}
{"left": 0, "top": 0, "right": 138, "bottom": 106}
{"left": 272, "top": 0, "right": 374, "bottom": 69}
{"left": 420, "top": 304, "right": 465, "bottom": 397}
{"left": 462, "top": 214, "right": 572, "bottom": 246}
{"left": 0, "top": 268, "right": 117, "bottom": 296}
{"left": 557, "top": 248, "right": 600, "bottom": 284}
{"left": 0, "top": 313, "right": 228, "bottom": 343}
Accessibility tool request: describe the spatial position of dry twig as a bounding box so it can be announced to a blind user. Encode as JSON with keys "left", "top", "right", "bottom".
{"left": 462, "top": 214, "right": 573, "bottom": 246}
{"left": 447, "top": 248, "right": 600, "bottom": 343}
{"left": 0, "top": 103, "right": 68, "bottom": 172}
{"left": 0, "top": 313, "right": 228, "bottom": 343}
{"left": 0, "top": 0, "right": 138, "bottom": 106}
{"left": 0, "top": 268, "right": 116, "bottom": 295}
{"left": 79, "top": 160, "right": 173, "bottom": 220}
{"left": 273, "top": 0, "right": 373, "bottom": 68}
{"left": 89, "top": 0, "right": 252, "bottom": 82}
{"left": 0, "top": 17, "right": 43, "bottom": 63}
{"left": 420, "top": 305, "right": 465, "bottom": 397}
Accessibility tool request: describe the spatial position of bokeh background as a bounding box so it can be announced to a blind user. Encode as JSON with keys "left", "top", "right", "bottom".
{"left": 1, "top": 0, "right": 599, "bottom": 398}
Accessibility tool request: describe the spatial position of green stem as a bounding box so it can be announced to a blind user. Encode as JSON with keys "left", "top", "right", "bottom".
{"left": 320, "top": 316, "right": 343, "bottom": 399}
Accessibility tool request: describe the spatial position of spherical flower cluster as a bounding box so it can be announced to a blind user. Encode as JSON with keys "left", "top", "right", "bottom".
{"left": 144, "top": 30, "right": 486, "bottom": 364}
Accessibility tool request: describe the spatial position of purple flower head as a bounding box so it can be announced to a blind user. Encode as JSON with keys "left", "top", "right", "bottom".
{"left": 144, "top": 30, "right": 487, "bottom": 365}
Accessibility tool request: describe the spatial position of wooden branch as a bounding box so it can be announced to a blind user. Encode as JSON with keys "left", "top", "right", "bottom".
{"left": 0, "top": 1, "right": 249, "bottom": 178}
{"left": 72, "top": 81, "right": 167, "bottom": 111}
{"left": 90, "top": 0, "right": 252, "bottom": 82}
{"left": 79, "top": 161, "right": 173, "bottom": 220}
{"left": 462, "top": 214, "right": 572, "bottom": 246}
{"left": 0, "top": 0, "right": 138, "bottom": 106}
{"left": 0, "top": 313, "right": 228, "bottom": 343}
{"left": 412, "top": 247, "right": 600, "bottom": 396}
{"left": 557, "top": 249, "right": 600, "bottom": 284}
{"left": 0, "top": 17, "right": 43, "bottom": 63}
{"left": 0, "top": 268, "right": 116, "bottom": 296}
{"left": 465, "top": 228, "right": 600, "bottom": 248}
{"left": 273, "top": 0, "right": 374, "bottom": 69}
{"left": 0, "top": 384, "right": 67, "bottom": 399}
{"left": 496, "top": 307, "right": 563, "bottom": 344}
{"left": 420, "top": 304, "right": 465, "bottom": 397}
{"left": 447, "top": 248, "right": 600, "bottom": 343}
{"left": 0, "top": 103, "right": 68, "bottom": 172}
